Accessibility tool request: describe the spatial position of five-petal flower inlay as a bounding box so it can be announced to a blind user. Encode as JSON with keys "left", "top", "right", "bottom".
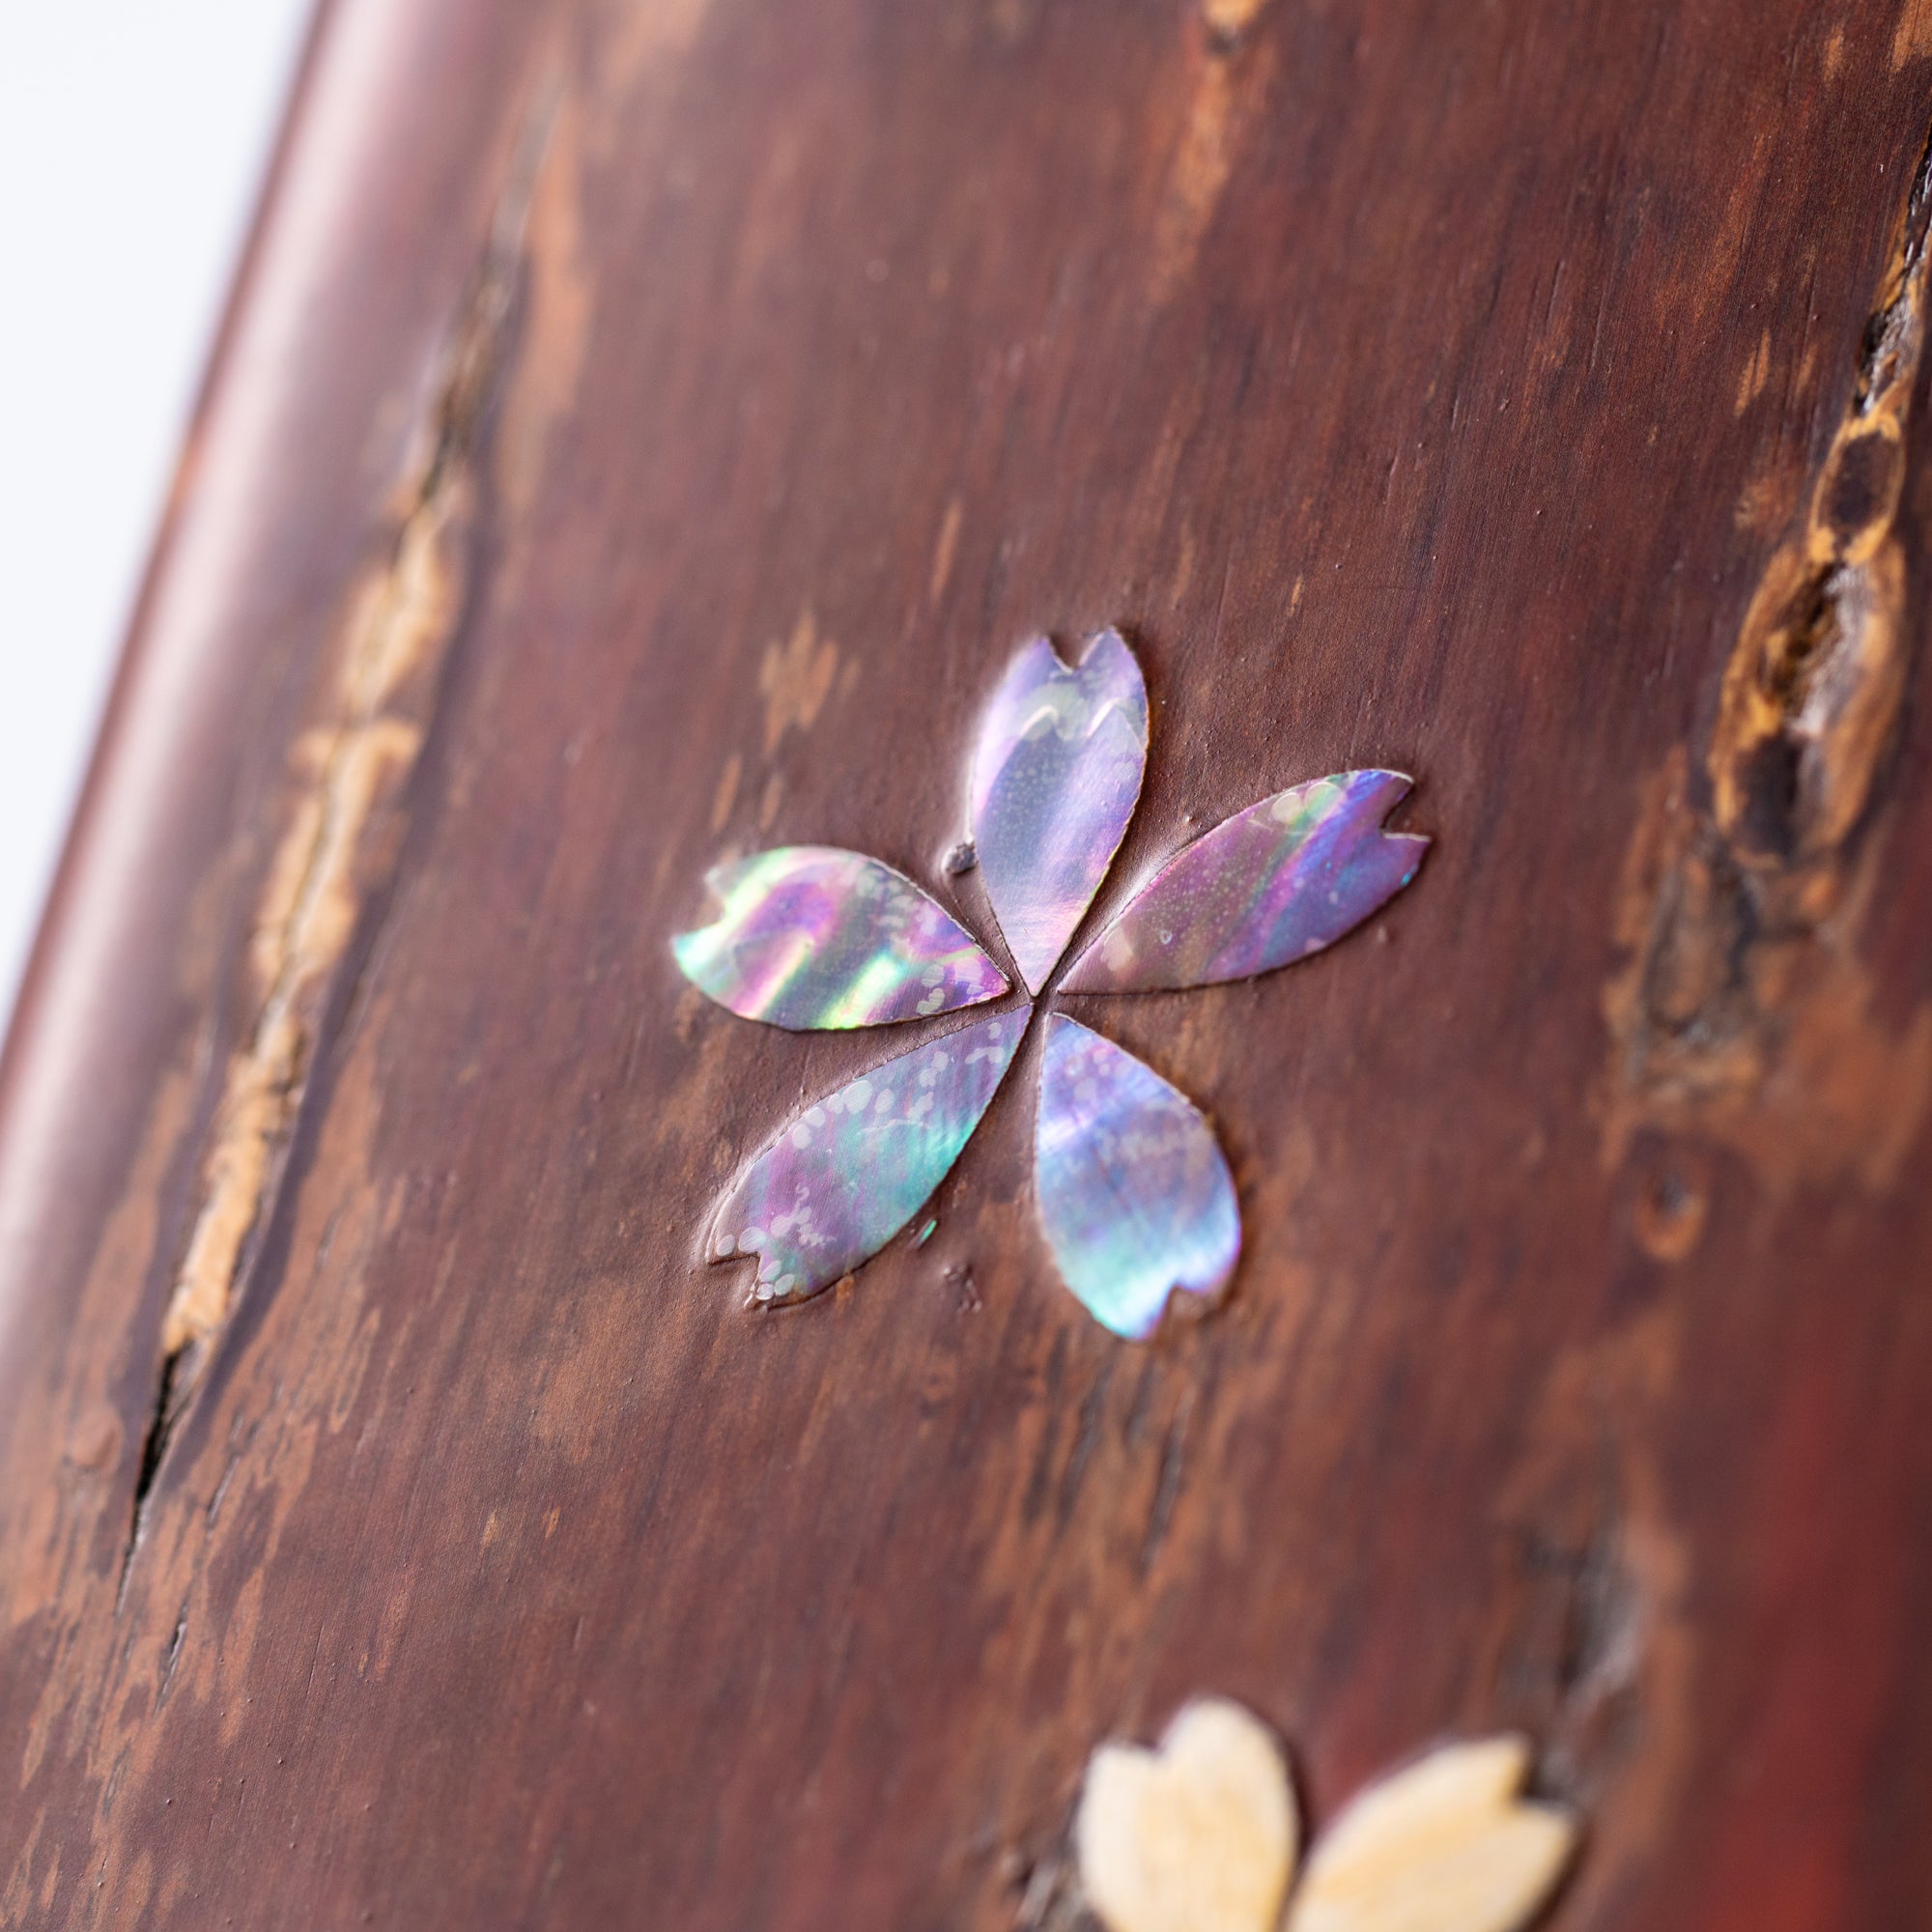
{"left": 673, "top": 629, "right": 1428, "bottom": 1339}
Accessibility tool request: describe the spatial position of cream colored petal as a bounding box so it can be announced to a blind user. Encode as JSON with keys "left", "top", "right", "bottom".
{"left": 1077, "top": 1698, "right": 1299, "bottom": 1932}
{"left": 1286, "top": 1737, "right": 1577, "bottom": 1932}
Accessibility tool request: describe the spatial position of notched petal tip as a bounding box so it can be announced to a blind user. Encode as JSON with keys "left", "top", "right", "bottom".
{"left": 671, "top": 844, "right": 1008, "bottom": 1029}
{"left": 971, "top": 630, "right": 1151, "bottom": 996}
{"left": 704, "top": 1008, "right": 1028, "bottom": 1304}
{"left": 1071, "top": 624, "right": 1139, "bottom": 674}
{"left": 1023, "top": 624, "right": 1137, "bottom": 676}
{"left": 1062, "top": 768, "right": 1430, "bottom": 994}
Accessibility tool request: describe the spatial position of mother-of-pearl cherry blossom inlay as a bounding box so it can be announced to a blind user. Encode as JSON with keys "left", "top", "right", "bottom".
{"left": 673, "top": 628, "right": 1428, "bottom": 1337}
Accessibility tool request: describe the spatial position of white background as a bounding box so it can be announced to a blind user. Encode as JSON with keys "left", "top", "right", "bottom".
{"left": 0, "top": 1, "right": 313, "bottom": 1040}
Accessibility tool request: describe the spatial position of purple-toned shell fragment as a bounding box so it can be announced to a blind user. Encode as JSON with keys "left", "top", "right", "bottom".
{"left": 709, "top": 1008, "right": 1028, "bottom": 1302}
{"left": 1034, "top": 1015, "right": 1239, "bottom": 1339}
{"left": 970, "top": 631, "right": 1149, "bottom": 996}
{"left": 673, "top": 846, "right": 1008, "bottom": 1030}
{"left": 1062, "top": 771, "right": 1427, "bottom": 994}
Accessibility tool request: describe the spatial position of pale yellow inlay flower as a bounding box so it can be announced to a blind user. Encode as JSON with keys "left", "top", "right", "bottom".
{"left": 1077, "top": 1701, "right": 1577, "bottom": 1932}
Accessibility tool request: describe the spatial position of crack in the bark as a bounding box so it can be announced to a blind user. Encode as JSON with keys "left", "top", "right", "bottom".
{"left": 117, "top": 97, "right": 554, "bottom": 1588}
{"left": 1604, "top": 111, "right": 1932, "bottom": 1194}
{"left": 1709, "top": 118, "right": 1932, "bottom": 878}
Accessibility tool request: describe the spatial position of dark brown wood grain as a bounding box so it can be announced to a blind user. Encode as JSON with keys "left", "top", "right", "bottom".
{"left": 4, "top": 1, "right": 1932, "bottom": 1925}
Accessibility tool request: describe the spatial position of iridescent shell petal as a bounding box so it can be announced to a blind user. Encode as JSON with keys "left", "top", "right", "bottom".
{"left": 1061, "top": 771, "right": 1428, "bottom": 994}
{"left": 672, "top": 846, "right": 1009, "bottom": 1030}
{"left": 970, "top": 631, "right": 1149, "bottom": 995}
{"left": 1034, "top": 1016, "right": 1238, "bottom": 1340}
{"left": 708, "top": 1008, "right": 1027, "bottom": 1303}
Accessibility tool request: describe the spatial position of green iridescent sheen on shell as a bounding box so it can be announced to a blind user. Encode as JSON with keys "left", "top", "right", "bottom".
{"left": 673, "top": 846, "right": 1008, "bottom": 1030}
{"left": 1034, "top": 1015, "right": 1239, "bottom": 1338}
{"left": 709, "top": 1009, "right": 1028, "bottom": 1302}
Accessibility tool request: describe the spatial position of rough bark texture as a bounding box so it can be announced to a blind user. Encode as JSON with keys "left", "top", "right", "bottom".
{"left": 4, "top": 2, "right": 1932, "bottom": 1926}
